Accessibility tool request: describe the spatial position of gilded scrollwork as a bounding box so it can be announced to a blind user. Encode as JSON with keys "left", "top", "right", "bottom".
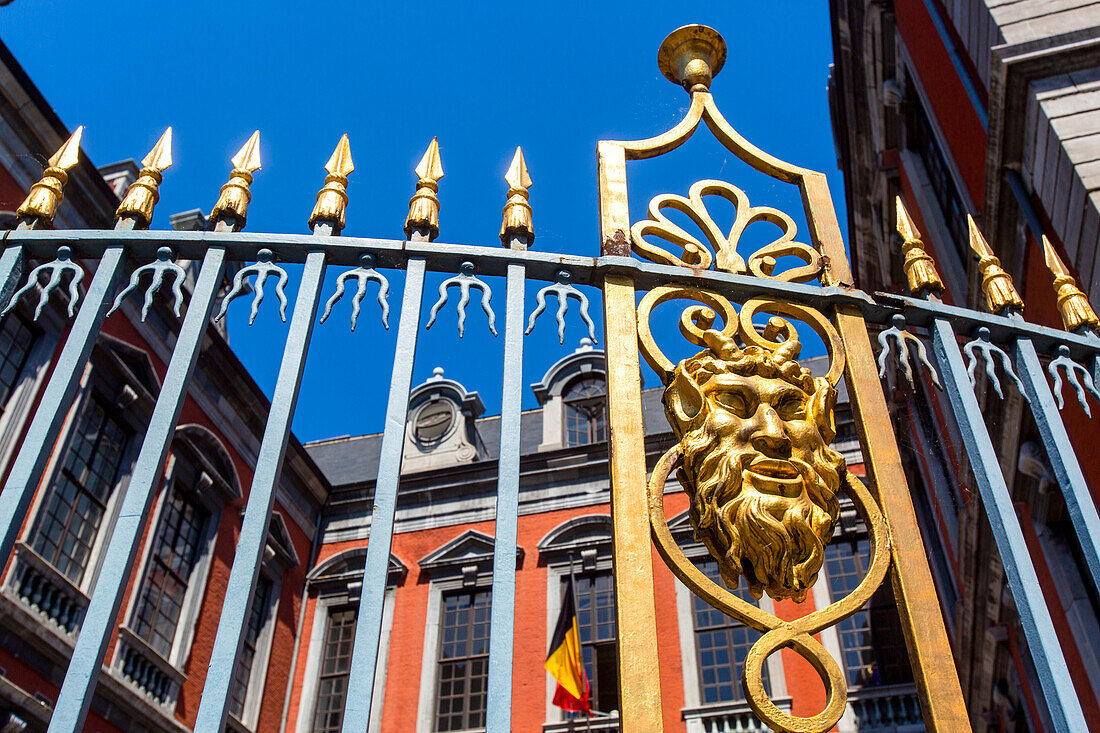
{"left": 637, "top": 285, "right": 890, "bottom": 732}
{"left": 629, "top": 178, "right": 824, "bottom": 283}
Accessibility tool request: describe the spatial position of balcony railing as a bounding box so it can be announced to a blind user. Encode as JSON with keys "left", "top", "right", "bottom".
{"left": 683, "top": 698, "right": 792, "bottom": 733}
{"left": 7, "top": 543, "right": 86, "bottom": 635}
{"left": 846, "top": 684, "right": 924, "bottom": 732}
{"left": 114, "top": 627, "right": 185, "bottom": 709}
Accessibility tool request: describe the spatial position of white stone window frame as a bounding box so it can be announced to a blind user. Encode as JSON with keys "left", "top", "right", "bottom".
{"left": 113, "top": 425, "right": 243, "bottom": 707}
{"left": 414, "top": 530, "right": 520, "bottom": 733}
{"left": 228, "top": 511, "right": 299, "bottom": 732}
{"left": 530, "top": 344, "right": 606, "bottom": 452}
{"left": 0, "top": 303, "right": 62, "bottom": 481}
{"left": 537, "top": 514, "right": 620, "bottom": 730}
{"left": 295, "top": 548, "right": 406, "bottom": 733}
{"left": 667, "top": 511, "right": 790, "bottom": 733}
{"left": 11, "top": 339, "right": 157, "bottom": 604}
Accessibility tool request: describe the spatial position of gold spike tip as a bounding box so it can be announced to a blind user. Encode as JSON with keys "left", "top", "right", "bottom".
{"left": 310, "top": 135, "right": 354, "bottom": 230}
{"left": 211, "top": 131, "right": 263, "bottom": 225}
{"left": 501, "top": 147, "right": 534, "bottom": 248}
{"left": 16, "top": 126, "right": 84, "bottom": 224}
{"left": 657, "top": 25, "right": 727, "bottom": 94}
{"left": 1042, "top": 235, "right": 1099, "bottom": 332}
{"left": 405, "top": 138, "right": 444, "bottom": 240}
{"left": 116, "top": 128, "right": 174, "bottom": 227}
{"left": 894, "top": 196, "right": 943, "bottom": 296}
{"left": 967, "top": 214, "right": 1024, "bottom": 314}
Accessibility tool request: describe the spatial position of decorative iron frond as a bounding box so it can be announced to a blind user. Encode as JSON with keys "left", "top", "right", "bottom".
{"left": 319, "top": 253, "right": 390, "bottom": 331}
{"left": 213, "top": 248, "right": 289, "bottom": 325}
{"left": 629, "top": 179, "right": 823, "bottom": 282}
{"left": 1, "top": 245, "right": 84, "bottom": 320}
{"left": 876, "top": 314, "right": 941, "bottom": 390}
{"left": 1048, "top": 344, "right": 1100, "bottom": 417}
{"left": 963, "top": 327, "right": 1026, "bottom": 401}
{"left": 525, "top": 270, "right": 595, "bottom": 344}
{"left": 424, "top": 261, "right": 496, "bottom": 338}
{"left": 106, "top": 246, "right": 186, "bottom": 321}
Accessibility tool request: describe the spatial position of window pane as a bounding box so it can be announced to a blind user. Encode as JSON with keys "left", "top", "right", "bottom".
{"left": 0, "top": 313, "right": 37, "bottom": 409}
{"left": 131, "top": 484, "right": 209, "bottom": 658}
{"left": 312, "top": 607, "right": 358, "bottom": 733}
{"left": 229, "top": 575, "right": 273, "bottom": 720}
{"left": 565, "top": 572, "right": 619, "bottom": 717}
{"left": 691, "top": 559, "right": 768, "bottom": 703}
{"left": 824, "top": 540, "right": 912, "bottom": 686}
{"left": 30, "top": 399, "right": 129, "bottom": 585}
{"left": 436, "top": 590, "right": 490, "bottom": 731}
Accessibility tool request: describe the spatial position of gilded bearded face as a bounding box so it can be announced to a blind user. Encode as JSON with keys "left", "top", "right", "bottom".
{"left": 664, "top": 329, "right": 844, "bottom": 602}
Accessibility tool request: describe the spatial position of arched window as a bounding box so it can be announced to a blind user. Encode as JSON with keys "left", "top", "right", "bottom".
{"left": 564, "top": 378, "right": 606, "bottom": 446}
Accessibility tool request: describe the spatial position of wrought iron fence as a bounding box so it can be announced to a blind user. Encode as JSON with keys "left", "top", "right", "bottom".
{"left": 0, "top": 23, "right": 1098, "bottom": 733}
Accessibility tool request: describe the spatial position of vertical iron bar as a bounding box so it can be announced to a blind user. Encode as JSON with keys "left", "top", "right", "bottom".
{"left": 0, "top": 234, "right": 132, "bottom": 567}
{"left": 340, "top": 255, "right": 427, "bottom": 732}
{"left": 931, "top": 316, "right": 1087, "bottom": 731}
{"left": 1013, "top": 335, "right": 1100, "bottom": 592}
{"left": 193, "top": 244, "right": 329, "bottom": 732}
{"left": 0, "top": 243, "right": 26, "bottom": 312}
{"left": 485, "top": 260, "right": 525, "bottom": 732}
{"left": 47, "top": 225, "right": 236, "bottom": 732}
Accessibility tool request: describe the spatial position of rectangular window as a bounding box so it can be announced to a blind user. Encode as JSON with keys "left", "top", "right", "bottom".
{"left": 312, "top": 607, "right": 357, "bottom": 733}
{"left": 692, "top": 559, "right": 768, "bottom": 704}
{"left": 31, "top": 398, "right": 130, "bottom": 585}
{"left": 824, "top": 539, "right": 912, "bottom": 686}
{"left": 435, "top": 589, "right": 490, "bottom": 732}
{"left": 131, "top": 483, "right": 209, "bottom": 657}
{"left": 569, "top": 572, "right": 619, "bottom": 715}
{"left": 565, "top": 379, "right": 607, "bottom": 447}
{"left": 910, "top": 105, "right": 968, "bottom": 261}
{"left": 0, "top": 313, "right": 37, "bottom": 410}
{"left": 228, "top": 575, "right": 273, "bottom": 721}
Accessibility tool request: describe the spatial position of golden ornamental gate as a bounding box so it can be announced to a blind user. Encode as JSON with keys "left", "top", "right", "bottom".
{"left": 1, "top": 22, "right": 1097, "bottom": 733}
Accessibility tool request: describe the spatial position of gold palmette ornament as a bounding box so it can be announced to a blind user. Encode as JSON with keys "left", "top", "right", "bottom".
{"left": 17, "top": 126, "right": 84, "bottom": 224}
{"left": 500, "top": 147, "right": 533, "bottom": 247}
{"left": 895, "top": 196, "right": 944, "bottom": 296}
{"left": 968, "top": 214, "right": 1024, "bottom": 314}
{"left": 1042, "top": 235, "right": 1099, "bottom": 333}
{"left": 405, "top": 137, "right": 443, "bottom": 240}
{"left": 210, "top": 131, "right": 262, "bottom": 224}
{"left": 116, "top": 128, "right": 173, "bottom": 227}
{"left": 309, "top": 134, "right": 354, "bottom": 230}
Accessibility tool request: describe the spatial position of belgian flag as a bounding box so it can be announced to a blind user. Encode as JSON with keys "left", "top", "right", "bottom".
{"left": 545, "top": 577, "right": 590, "bottom": 712}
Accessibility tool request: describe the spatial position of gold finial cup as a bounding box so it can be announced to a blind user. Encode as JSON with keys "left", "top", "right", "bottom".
{"left": 500, "top": 147, "right": 533, "bottom": 248}
{"left": 211, "top": 131, "right": 262, "bottom": 225}
{"left": 658, "top": 25, "right": 727, "bottom": 93}
{"left": 1042, "top": 235, "right": 1099, "bottom": 332}
{"left": 968, "top": 214, "right": 1023, "bottom": 314}
{"left": 116, "top": 128, "right": 174, "bottom": 227}
{"left": 17, "top": 126, "right": 84, "bottom": 224}
{"left": 895, "top": 196, "right": 944, "bottom": 296}
{"left": 310, "top": 134, "right": 354, "bottom": 230}
{"left": 405, "top": 137, "right": 444, "bottom": 240}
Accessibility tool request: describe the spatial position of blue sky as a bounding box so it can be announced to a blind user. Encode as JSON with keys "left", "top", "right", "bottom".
{"left": 2, "top": 2, "right": 846, "bottom": 443}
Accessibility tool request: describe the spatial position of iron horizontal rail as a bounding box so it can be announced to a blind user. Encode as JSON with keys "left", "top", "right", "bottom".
{"left": 2, "top": 230, "right": 889, "bottom": 316}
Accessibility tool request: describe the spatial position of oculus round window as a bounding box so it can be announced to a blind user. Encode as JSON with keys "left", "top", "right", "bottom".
{"left": 414, "top": 401, "right": 454, "bottom": 443}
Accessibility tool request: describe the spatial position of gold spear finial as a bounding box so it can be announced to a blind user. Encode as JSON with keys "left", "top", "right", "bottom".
{"left": 116, "top": 127, "right": 173, "bottom": 227}
{"left": 968, "top": 213, "right": 1023, "bottom": 314}
{"left": 16, "top": 126, "right": 84, "bottom": 224}
{"left": 1042, "top": 234, "right": 1098, "bottom": 332}
{"left": 210, "top": 131, "right": 262, "bottom": 225}
{"left": 404, "top": 137, "right": 444, "bottom": 240}
{"left": 309, "top": 134, "right": 354, "bottom": 230}
{"left": 895, "top": 196, "right": 944, "bottom": 296}
{"left": 657, "top": 25, "right": 727, "bottom": 94}
{"left": 501, "top": 147, "right": 533, "bottom": 248}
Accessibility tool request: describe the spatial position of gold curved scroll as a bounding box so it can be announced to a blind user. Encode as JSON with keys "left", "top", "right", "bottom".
{"left": 648, "top": 445, "right": 891, "bottom": 733}
{"left": 630, "top": 179, "right": 823, "bottom": 282}
{"left": 636, "top": 286, "right": 845, "bottom": 388}
{"left": 599, "top": 91, "right": 852, "bottom": 287}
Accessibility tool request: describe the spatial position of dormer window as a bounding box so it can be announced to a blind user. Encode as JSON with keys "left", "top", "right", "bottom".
{"left": 414, "top": 401, "right": 454, "bottom": 445}
{"left": 564, "top": 378, "right": 606, "bottom": 446}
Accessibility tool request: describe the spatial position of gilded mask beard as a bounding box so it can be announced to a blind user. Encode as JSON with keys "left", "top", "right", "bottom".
{"left": 679, "top": 424, "right": 844, "bottom": 602}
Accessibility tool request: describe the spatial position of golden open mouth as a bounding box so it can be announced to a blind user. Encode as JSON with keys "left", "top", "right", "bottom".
{"left": 744, "top": 458, "right": 803, "bottom": 497}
